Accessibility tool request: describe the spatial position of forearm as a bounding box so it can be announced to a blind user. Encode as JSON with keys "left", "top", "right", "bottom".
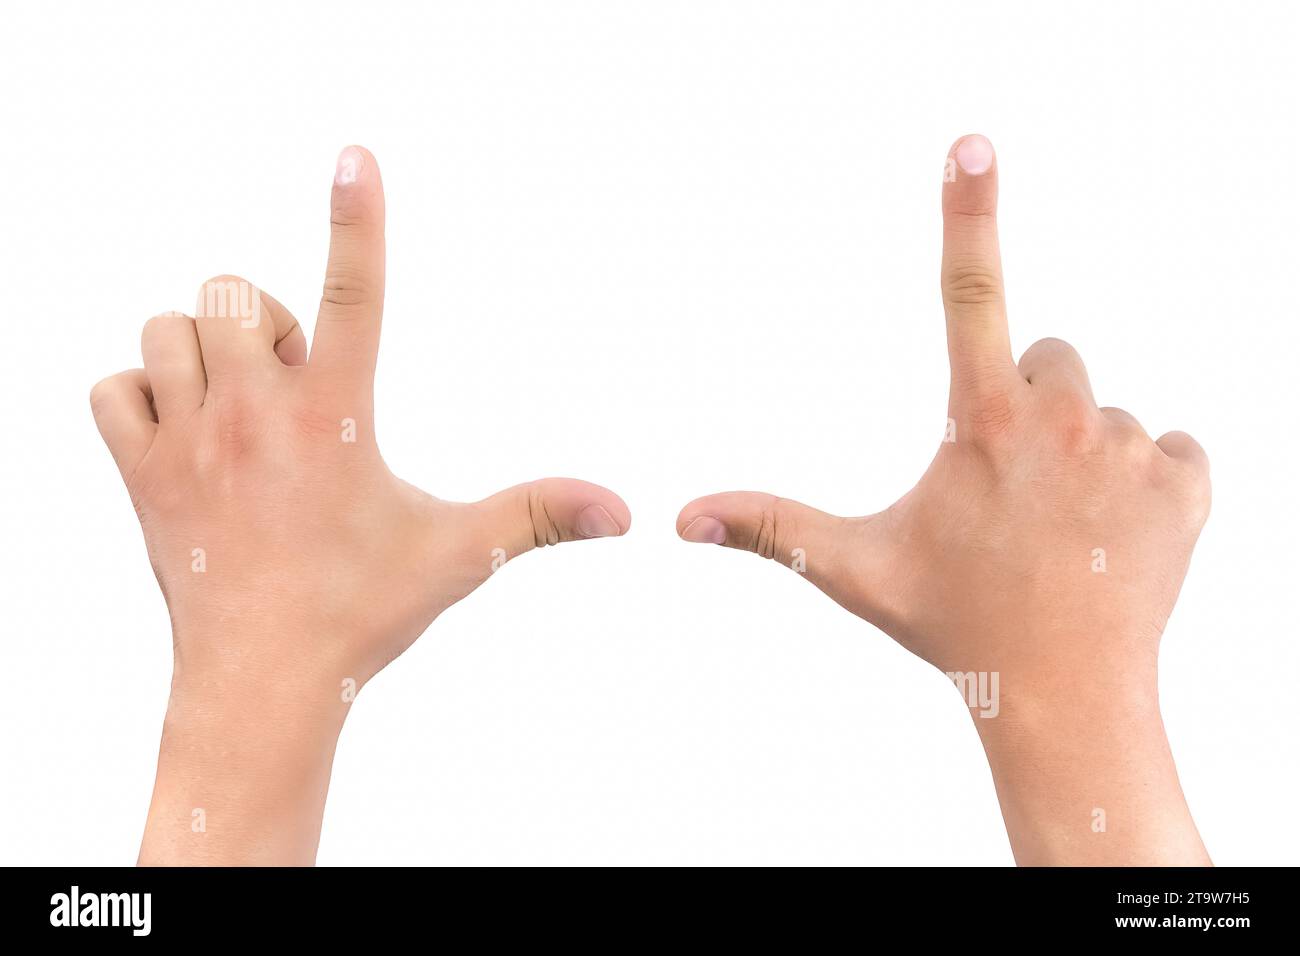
{"left": 139, "top": 649, "right": 350, "bottom": 866}
{"left": 974, "top": 679, "right": 1209, "bottom": 866}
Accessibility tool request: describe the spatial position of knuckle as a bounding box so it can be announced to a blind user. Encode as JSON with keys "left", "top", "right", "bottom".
{"left": 141, "top": 311, "right": 189, "bottom": 347}
{"left": 1022, "top": 336, "right": 1080, "bottom": 368}
{"left": 526, "top": 484, "right": 562, "bottom": 549}
{"left": 957, "top": 386, "right": 1020, "bottom": 444}
{"left": 203, "top": 393, "right": 264, "bottom": 462}
{"left": 201, "top": 273, "right": 249, "bottom": 289}
{"left": 1190, "top": 475, "right": 1213, "bottom": 525}
{"left": 1117, "top": 424, "right": 1151, "bottom": 455}
{"left": 1166, "top": 430, "right": 1208, "bottom": 462}
{"left": 330, "top": 206, "right": 375, "bottom": 230}
{"left": 290, "top": 404, "right": 345, "bottom": 443}
{"left": 321, "top": 267, "right": 376, "bottom": 310}
{"left": 195, "top": 274, "right": 259, "bottom": 322}
{"left": 1187, "top": 481, "right": 1212, "bottom": 527}
{"left": 1169, "top": 462, "right": 1212, "bottom": 529}
{"left": 1057, "top": 417, "right": 1100, "bottom": 456}
{"left": 1114, "top": 430, "right": 1152, "bottom": 466}
{"left": 942, "top": 258, "right": 1004, "bottom": 307}
{"left": 1032, "top": 335, "right": 1075, "bottom": 354}
{"left": 1100, "top": 408, "right": 1147, "bottom": 446}
{"left": 140, "top": 315, "right": 163, "bottom": 347}
{"left": 88, "top": 376, "right": 117, "bottom": 415}
{"left": 1052, "top": 399, "right": 1102, "bottom": 455}
{"left": 751, "top": 502, "right": 780, "bottom": 560}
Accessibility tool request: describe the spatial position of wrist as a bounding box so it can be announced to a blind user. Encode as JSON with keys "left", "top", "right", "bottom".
{"left": 141, "top": 693, "right": 345, "bottom": 865}
{"left": 139, "top": 625, "right": 358, "bottom": 866}
{"left": 963, "top": 668, "right": 1208, "bottom": 865}
{"left": 968, "top": 664, "right": 1161, "bottom": 739}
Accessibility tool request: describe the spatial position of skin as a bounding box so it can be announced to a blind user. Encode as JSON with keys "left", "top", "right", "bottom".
{"left": 91, "top": 136, "right": 1210, "bottom": 867}
{"left": 90, "top": 146, "right": 631, "bottom": 865}
{"left": 678, "top": 134, "right": 1213, "bottom": 865}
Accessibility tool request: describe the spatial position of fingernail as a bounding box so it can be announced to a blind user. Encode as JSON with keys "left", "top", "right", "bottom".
{"left": 681, "top": 516, "right": 727, "bottom": 545}
{"left": 954, "top": 135, "right": 994, "bottom": 176}
{"left": 335, "top": 147, "right": 363, "bottom": 186}
{"left": 577, "top": 504, "right": 621, "bottom": 538}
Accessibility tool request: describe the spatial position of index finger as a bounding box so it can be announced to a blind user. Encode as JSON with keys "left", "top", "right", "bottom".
{"left": 941, "top": 134, "right": 1016, "bottom": 397}
{"left": 308, "top": 146, "right": 386, "bottom": 387}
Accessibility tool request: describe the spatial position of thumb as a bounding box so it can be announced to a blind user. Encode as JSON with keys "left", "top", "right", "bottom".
{"left": 468, "top": 477, "right": 631, "bottom": 563}
{"left": 677, "top": 491, "right": 889, "bottom": 614}
{"left": 677, "top": 491, "right": 850, "bottom": 575}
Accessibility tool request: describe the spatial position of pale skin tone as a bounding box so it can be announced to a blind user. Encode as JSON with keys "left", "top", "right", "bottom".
{"left": 90, "top": 146, "right": 631, "bottom": 865}
{"left": 678, "top": 134, "right": 1213, "bottom": 865}
{"left": 94, "top": 137, "right": 1211, "bottom": 867}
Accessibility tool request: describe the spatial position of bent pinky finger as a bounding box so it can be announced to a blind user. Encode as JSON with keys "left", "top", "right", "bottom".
{"left": 1155, "top": 430, "right": 1209, "bottom": 472}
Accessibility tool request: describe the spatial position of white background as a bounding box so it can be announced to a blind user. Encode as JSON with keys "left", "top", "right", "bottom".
{"left": 1, "top": 1, "right": 1296, "bottom": 866}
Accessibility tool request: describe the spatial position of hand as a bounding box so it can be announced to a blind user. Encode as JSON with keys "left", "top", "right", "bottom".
{"left": 677, "top": 134, "right": 1211, "bottom": 865}
{"left": 90, "top": 147, "right": 630, "bottom": 864}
